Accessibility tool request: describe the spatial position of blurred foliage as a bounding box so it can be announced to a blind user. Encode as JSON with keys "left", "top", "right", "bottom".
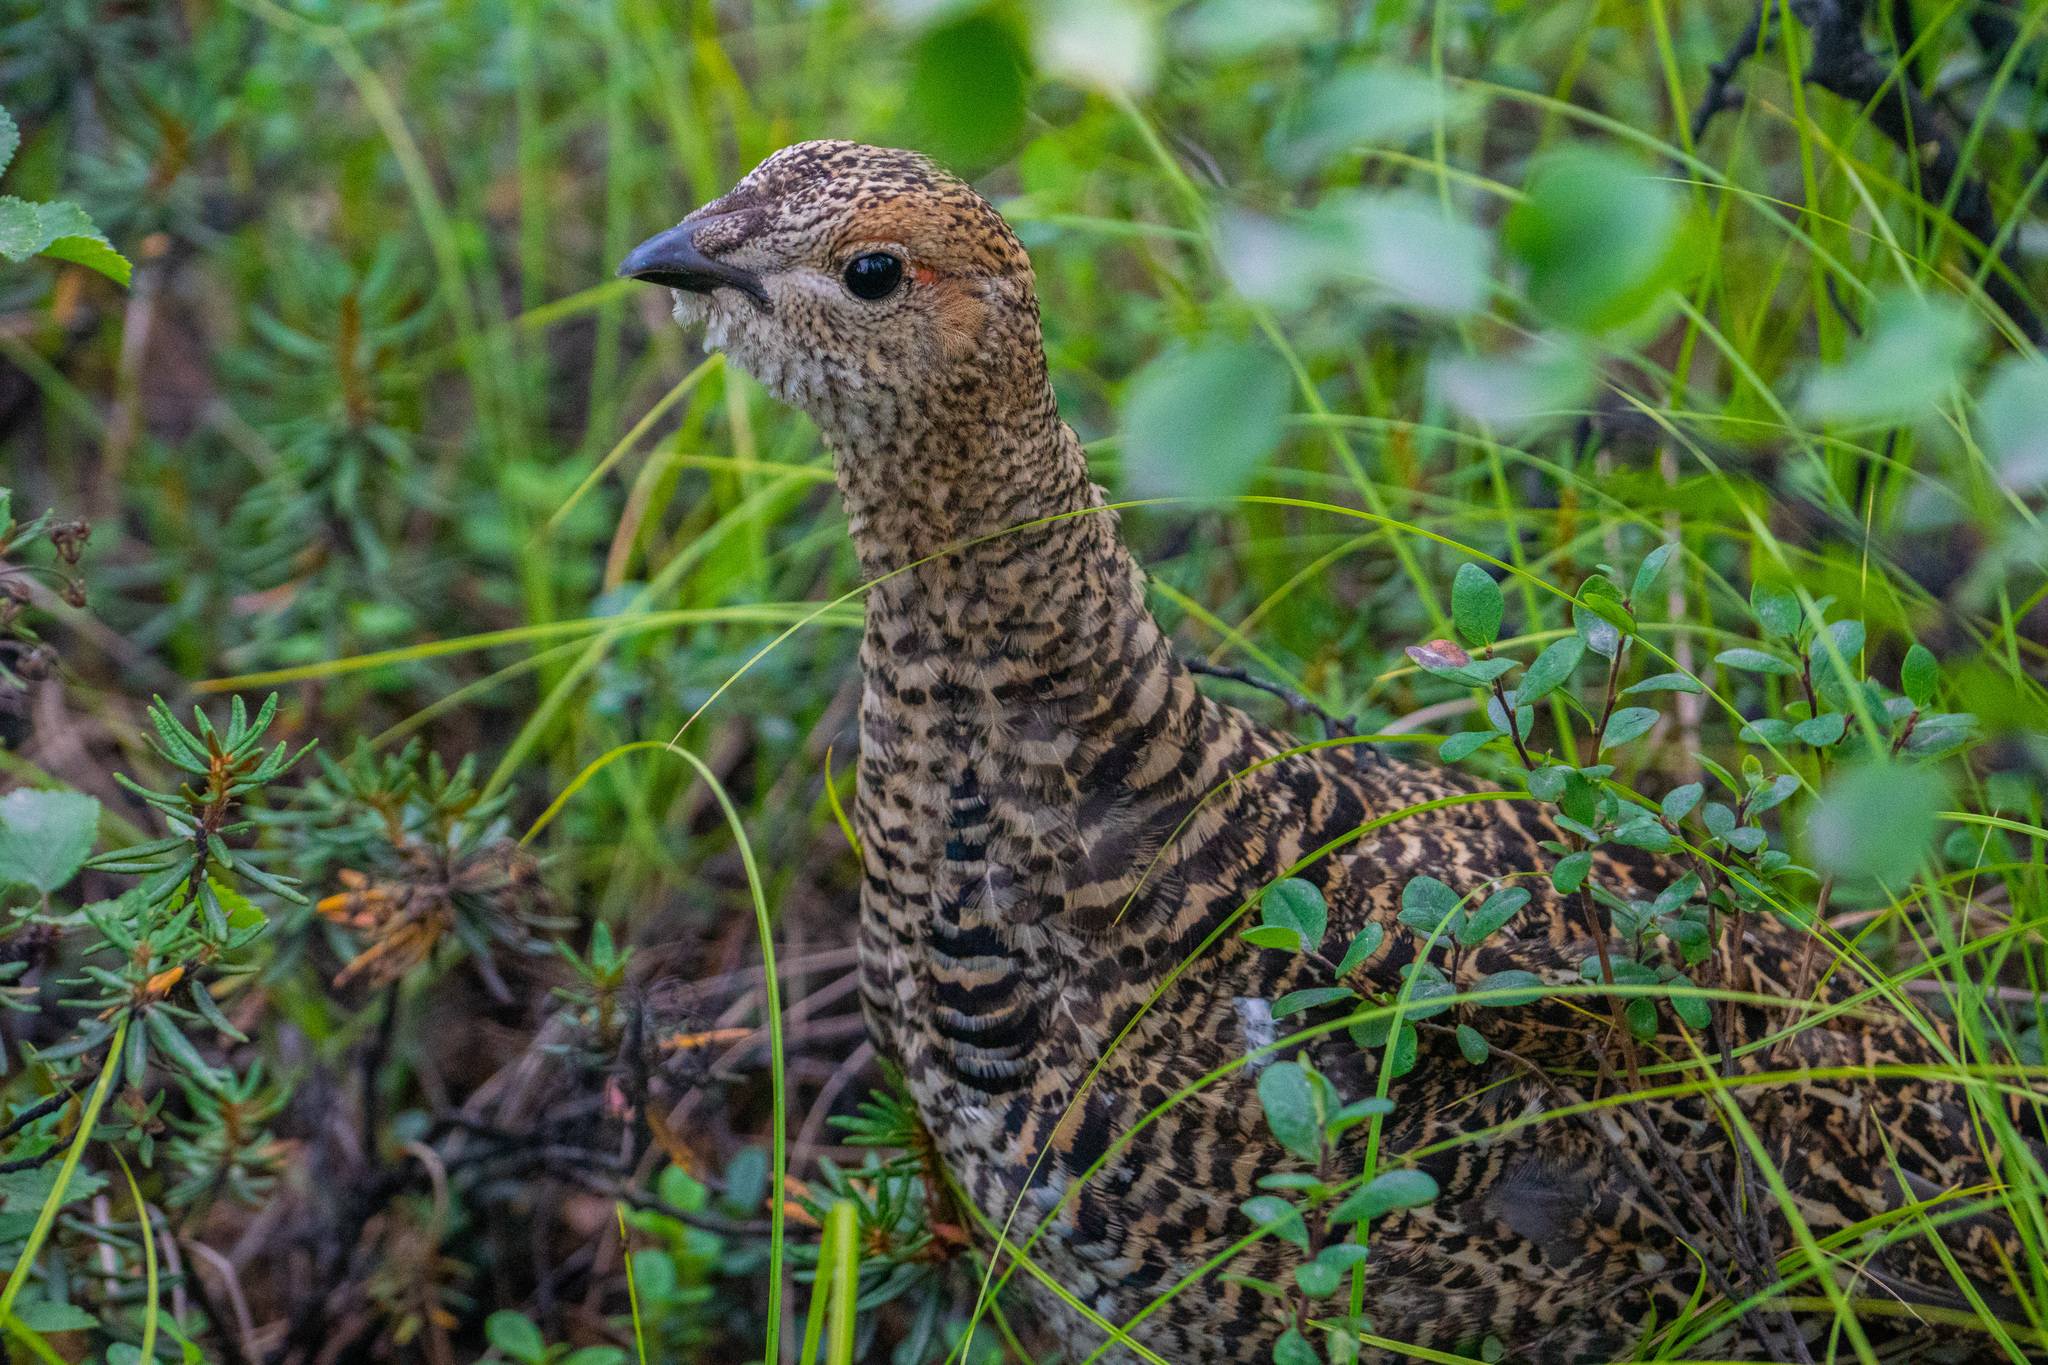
{"left": 0, "top": 0, "right": 2044, "bottom": 1360}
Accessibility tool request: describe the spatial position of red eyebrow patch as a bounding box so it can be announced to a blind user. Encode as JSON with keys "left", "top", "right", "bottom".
{"left": 913, "top": 265, "right": 941, "bottom": 286}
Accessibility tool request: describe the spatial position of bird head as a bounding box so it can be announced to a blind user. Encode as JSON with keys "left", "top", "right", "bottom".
{"left": 620, "top": 141, "right": 1042, "bottom": 432}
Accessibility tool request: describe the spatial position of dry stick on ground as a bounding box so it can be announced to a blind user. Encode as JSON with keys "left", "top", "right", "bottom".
{"left": 1696, "top": 0, "right": 2045, "bottom": 342}
{"left": 794, "top": 1040, "right": 878, "bottom": 1172}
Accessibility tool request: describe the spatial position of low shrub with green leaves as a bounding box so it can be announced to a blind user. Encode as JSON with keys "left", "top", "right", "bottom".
{"left": 1, "top": 0, "right": 2045, "bottom": 1361}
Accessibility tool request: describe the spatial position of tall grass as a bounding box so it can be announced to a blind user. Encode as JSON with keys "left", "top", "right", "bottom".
{"left": 2, "top": 0, "right": 2046, "bottom": 1360}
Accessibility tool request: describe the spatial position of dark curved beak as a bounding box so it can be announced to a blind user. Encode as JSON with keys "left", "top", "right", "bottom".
{"left": 617, "top": 218, "right": 772, "bottom": 312}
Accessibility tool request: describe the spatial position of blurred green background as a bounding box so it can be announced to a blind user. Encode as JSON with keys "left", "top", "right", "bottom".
{"left": 4, "top": 0, "right": 2048, "bottom": 1358}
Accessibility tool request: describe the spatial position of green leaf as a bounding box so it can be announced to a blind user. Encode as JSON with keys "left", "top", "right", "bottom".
{"left": 1623, "top": 671, "right": 1702, "bottom": 696}
{"left": 1334, "top": 924, "right": 1383, "bottom": 976}
{"left": 1716, "top": 648, "right": 1797, "bottom": 676}
{"left": 1793, "top": 713, "right": 1845, "bottom": 747}
{"left": 1451, "top": 563, "right": 1503, "bottom": 647}
{"left": 1456, "top": 887, "right": 1528, "bottom": 946}
{"left": 1824, "top": 620, "right": 1866, "bottom": 662}
{"left": 1502, "top": 145, "right": 1686, "bottom": 331}
{"left": 1807, "top": 761, "right": 1948, "bottom": 884}
{"left": 1386, "top": 1021, "right": 1418, "bottom": 1078}
{"left": 1551, "top": 851, "right": 1592, "bottom": 893}
{"left": 1631, "top": 543, "right": 1676, "bottom": 600}
{"left": 1739, "top": 718, "right": 1795, "bottom": 744}
{"left": 1176, "top": 0, "right": 1326, "bottom": 57}
{"left": 1669, "top": 980, "right": 1711, "bottom": 1029}
{"left": 1244, "top": 925, "right": 1306, "bottom": 952}
{"left": 0, "top": 196, "right": 130, "bottom": 285}
{"left": 1274, "top": 1326, "right": 1321, "bottom": 1365}
{"left": 1625, "top": 997, "right": 1659, "bottom": 1040}
{"left": 486, "top": 1310, "right": 548, "bottom": 1364}
{"left": 1526, "top": 764, "right": 1570, "bottom": 801}
{"left": 1432, "top": 342, "right": 1596, "bottom": 434}
{"left": 1472, "top": 969, "right": 1545, "bottom": 1006}
{"left": 1315, "top": 1242, "right": 1372, "bottom": 1272}
{"left": 1600, "top": 706, "right": 1659, "bottom": 751}
{"left": 145, "top": 1009, "right": 225, "bottom": 1093}
{"left": 1396, "top": 875, "right": 1460, "bottom": 934}
{"left": 1454, "top": 1023, "right": 1489, "bottom": 1065}
{"left": 1976, "top": 354, "right": 2048, "bottom": 488}
{"left": 1611, "top": 818, "right": 1673, "bottom": 853}
{"left": 15, "top": 1299, "right": 99, "bottom": 1331}
{"left": 1517, "top": 636, "right": 1585, "bottom": 706}
{"left": 1122, "top": 341, "right": 1293, "bottom": 500}
{"left": 1748, "top": 581, "right": 1800, "bottom": 639}
{"left": 1574, "top": 574, "right": 1635, "bottom": 635}
{"left": 1257, "top": 1062, "right": 1323, "bottom": 1162}
{"left": 1438, "top": 729, "right": 1500, "bottom": 763}
{"left": 40, "top": 233, "right": 132, "bottom": 286}
{"left": 1901, "top": 644, "right": 1938, "bottom": 706}
{"left": 0, "top": 196, "right": 90, "bottom": 261}
{"left": 1264, "top": 878, "right": 1329, "bottom": 953}
{"left": 1661, "top": 783, "right": 1703, "bottom": 822}
{"left": 901, "top": 13, "right": 1030, "bottom": 174}
{"left": 0, "top": 105, "right": 17, "bottom": 179}
{"left": 1905, "top": 711, "right": 1976, "bottom": 758}
{"left": 0, "top": 789, "right": 100, "bottom": 893}
{"left": 1293, "top": 1261, "right": 1344, "bottom": 1298}
{"left": 1328, "top": 1168, "right": 1439, "bottom": 1225}
{"left": 1271, "top": 986, "right": 1356, "bottom": 1018}
{"left": 1801, "top": 290, "right": 1980, "bottom": 424}
{"left": 1241, "top": 1195, "right": 1310, "bottom": 1248}
{"left": 1267, "top": 65, "right": 1477, "bottom": 175}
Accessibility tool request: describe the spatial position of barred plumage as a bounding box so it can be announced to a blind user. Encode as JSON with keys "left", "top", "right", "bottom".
{"left": 625, "top": 141, "right": 2032, "bottom": 1364}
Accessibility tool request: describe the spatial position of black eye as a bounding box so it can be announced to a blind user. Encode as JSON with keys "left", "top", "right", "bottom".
{"left": 844, "top": 252, "right": 904, "bottom": 301}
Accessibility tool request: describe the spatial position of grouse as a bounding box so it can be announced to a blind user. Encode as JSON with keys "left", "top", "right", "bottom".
{"left": 622, "top": 141, "right": 2033, "bottom": 1364}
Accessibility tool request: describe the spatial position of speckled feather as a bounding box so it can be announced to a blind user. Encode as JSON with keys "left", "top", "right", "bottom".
{"left": 646, "top": 142, "right": 2031, "bottom": 1364}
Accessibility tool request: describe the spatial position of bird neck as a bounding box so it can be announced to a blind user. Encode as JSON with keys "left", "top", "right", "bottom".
{"left": 829, "top": 353, "right": 1217, "bottom": 933}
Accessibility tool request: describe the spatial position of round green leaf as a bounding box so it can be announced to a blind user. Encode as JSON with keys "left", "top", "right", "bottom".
{"left": 1502, "top": 146, "right": 1687, "bottom": 331}
{"left": 1550, "top": 851, "right": 1592, "bottom": 893}
{"left": 486, "top": 1311, "right": 548, "bottom": 1364}
{"left": 1122, "top": 341, "right": 1292, "bottom": 500}
{"left": 0, "top": 789, "right": 100, "bottom": 893}
{"left": 1264, "top": 877, "right": 1329, "bottom": 952}
{"left": 902, "top": 14, "right": 1030, "bottom": 174}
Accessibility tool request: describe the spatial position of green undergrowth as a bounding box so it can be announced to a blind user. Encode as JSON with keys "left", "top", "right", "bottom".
{"left": 0, "top": 0, "right": 2045, "bottom": 1361}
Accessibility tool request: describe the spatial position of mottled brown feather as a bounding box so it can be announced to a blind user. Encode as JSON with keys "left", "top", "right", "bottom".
{"left": 641, "top": 141, "right": 2035, "bottom": 1365}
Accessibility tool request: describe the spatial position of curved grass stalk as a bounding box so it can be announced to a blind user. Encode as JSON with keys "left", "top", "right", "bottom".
{"left": 114, "top": 1149, "right": 158, "bottom": 1365}
{"left": 528, "top": 739, "right": 789, "bottom": 1361}
{"left": 0, "top": 1016, "right": 130, "bottom": 1323}
{"left": 198, "top": 603, "right": 861, "bottom": 694}
{"left": 545, "top": 353, "right": 722, "bottom": 537}
{"left": 617, "top": 1203, "right": 649, "bottom": 1365}
{"left": 483, "top": 467, "right": 822, "bottom": 798}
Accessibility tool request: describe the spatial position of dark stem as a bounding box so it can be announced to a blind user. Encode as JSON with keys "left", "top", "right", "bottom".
{"left": 1749, "top": 0, "right": 2045, "bottom": 340}
{"left": 1573, "top": 854, "right": 1644, "bottom": 1092}
{"left": 1179, "top": 658, "right": 1375, "bottom": 761}
{"left": 361, "top": 980, "right": 401, "bottom": 1160}
{"left": 1691, "top": 4, "right": 1773, "bottom": 147}
{"left": 1488, "top": 676, "right": 1537, "bottom": 770}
